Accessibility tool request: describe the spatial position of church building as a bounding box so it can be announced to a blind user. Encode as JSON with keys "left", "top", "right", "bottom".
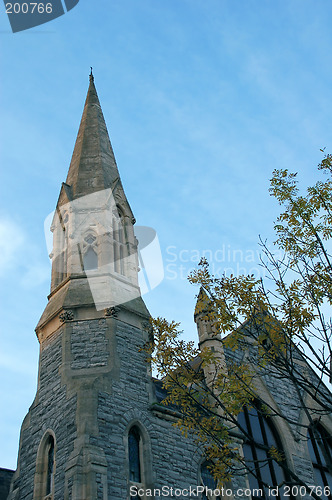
{"left": 3, "top": 74, "right": 332, "bottom": 499}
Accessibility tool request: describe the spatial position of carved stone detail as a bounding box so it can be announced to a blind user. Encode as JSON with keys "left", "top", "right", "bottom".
{"left": 104, "top": 307, "right": 119, "bottom": 318}
{"left": 59, "top": 310, "right": 74, "bottom": 322}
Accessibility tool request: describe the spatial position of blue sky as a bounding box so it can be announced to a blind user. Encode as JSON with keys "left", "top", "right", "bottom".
{"left": 1, "top": 0, "right": 332, "bottom": 470}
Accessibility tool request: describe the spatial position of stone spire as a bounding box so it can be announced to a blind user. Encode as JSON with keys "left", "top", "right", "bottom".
{"left": 63, "top": 73, "right": 122, "bottom": 202}
{"left": 36, "top": 74, "right": 147, "bottom": 338}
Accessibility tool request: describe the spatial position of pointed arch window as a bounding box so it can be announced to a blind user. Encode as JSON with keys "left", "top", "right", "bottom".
{"left": 83, "top": 234, "right": 98, "bottom": 271}
{"left": 129, "top": 426, "right": 141, "bottom": 483}
{"left": 128, "top": 425, "right": 148, "bottom": 500}
{"left": 34, "top": 432, "right": 56, "bottom": 500}
{"left": 238, "top": 406, "right": 290, "bottom": 499}
{"left": 84, "top": 246, "right": 98, "bottom": 271}
{"left": 45, "top": 435, "right": 55, "bottom": 497}
{"left": 307, "top": 424, "right": 332, "bottom": 499}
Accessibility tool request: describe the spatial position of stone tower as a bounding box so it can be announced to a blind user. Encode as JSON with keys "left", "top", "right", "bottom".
{"left": 8, "top": 74, "right": 158, "bottom": 499}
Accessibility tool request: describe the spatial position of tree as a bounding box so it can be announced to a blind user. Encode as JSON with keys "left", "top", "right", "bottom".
{"left": 147, "top": 153, "right": 332, "bottom": 498}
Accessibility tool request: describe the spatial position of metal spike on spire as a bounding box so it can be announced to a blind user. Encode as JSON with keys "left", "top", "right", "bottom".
{"left": 89, "top": 67, "right": 94, "bottom": 82}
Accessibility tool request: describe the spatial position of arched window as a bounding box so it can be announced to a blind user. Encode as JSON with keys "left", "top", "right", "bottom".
{"left": 128, "top": 426, "right": 144, "bottom": 500}
{"left": 34, "top": 432, "right": 56, "bottom": 500}
{"left": 129, "top": 426, "right": 141, "bottom": 483}
{"left": 45, "top": 435, "right": 55, "bottom": 497}
{"left": 83, "top": 234, "right": 98, "bottom": 271}
{"left": 307, "top": 424, "right": 332, "bottom": 499}
{"left": 200, "top": 461, "right": 220, "bottom": 500}
{"left": 83, "top": 246, "right": 98, "bottom": 271}
{"left": 238, "top": 406, "right": 289, "bottom": 499}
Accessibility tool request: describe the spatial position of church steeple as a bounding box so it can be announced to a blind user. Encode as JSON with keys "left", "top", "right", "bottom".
{"left": 8, "top": 75, "right": 152, "bottom": 500}
{"left": 36, "top": 74, "right": 146, "bottom": 338}
{"left": 62, "top": 72, "right": 123, "bottom": 202}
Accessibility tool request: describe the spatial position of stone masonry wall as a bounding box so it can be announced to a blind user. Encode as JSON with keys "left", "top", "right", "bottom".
{"left": 71, "top": 319, "right": 109, "bottom": 370}
{"left": 10, "top": 326, "right": 77, "bottom": 500}
{"left": 94, "top": 321, "right": 200, "bottom": 498}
